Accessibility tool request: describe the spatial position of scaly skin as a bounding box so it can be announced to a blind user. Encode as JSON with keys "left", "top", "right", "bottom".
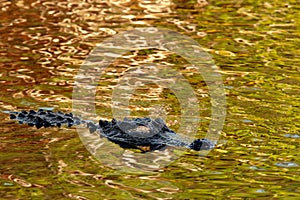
{"left": 9, "top": 109, "right": 214, "bottom": 152}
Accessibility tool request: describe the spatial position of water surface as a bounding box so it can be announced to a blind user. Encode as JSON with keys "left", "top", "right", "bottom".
{"left": 0, "top": 0, "right": 299, "bottom": 199}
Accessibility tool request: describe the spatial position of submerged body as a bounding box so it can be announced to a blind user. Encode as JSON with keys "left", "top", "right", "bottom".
{"left": 9, "top": 109, "right": 214, "bottom": 152}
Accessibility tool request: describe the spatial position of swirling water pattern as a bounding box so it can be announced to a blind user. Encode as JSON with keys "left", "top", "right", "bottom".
{"left": 0, "top": 0, "right": 299, "bottom": 199}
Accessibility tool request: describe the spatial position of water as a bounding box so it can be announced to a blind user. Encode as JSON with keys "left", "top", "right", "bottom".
{"left": 0, "top": 0, "right": 299, "bottom": 199}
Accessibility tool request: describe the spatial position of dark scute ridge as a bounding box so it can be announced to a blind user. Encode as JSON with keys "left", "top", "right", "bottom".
{"left": 8, "top": 109, "right": 215, "bottom": 152}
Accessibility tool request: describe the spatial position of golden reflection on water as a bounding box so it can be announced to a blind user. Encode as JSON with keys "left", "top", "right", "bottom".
{"left": 0, "top": 0, "right": 299, "bottom": 199}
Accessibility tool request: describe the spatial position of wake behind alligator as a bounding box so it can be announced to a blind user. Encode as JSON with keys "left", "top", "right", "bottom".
{"left": 8, "top": 109, "right": 214, "bottom": 152}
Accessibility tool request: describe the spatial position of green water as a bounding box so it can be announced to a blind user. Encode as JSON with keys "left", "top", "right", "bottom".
{"left": 0, "top": 0, "right": 299, "bottom": 199}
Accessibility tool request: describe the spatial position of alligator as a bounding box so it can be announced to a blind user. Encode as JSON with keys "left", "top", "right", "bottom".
{"left": 8, "top": 109, "right": 214, "bottom": 152}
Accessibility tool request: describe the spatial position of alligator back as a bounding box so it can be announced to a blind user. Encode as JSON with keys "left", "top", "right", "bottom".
{"left": 9, "top": 109, "right": 214, "bottom": 152}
